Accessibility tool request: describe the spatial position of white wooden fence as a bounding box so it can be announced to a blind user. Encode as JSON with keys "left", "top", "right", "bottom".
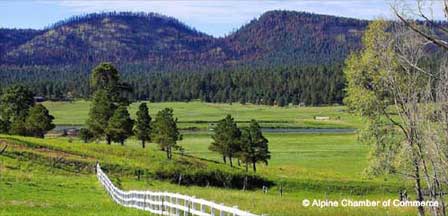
{"left": 96, "top": 163, "right": 260, "bottom": 216}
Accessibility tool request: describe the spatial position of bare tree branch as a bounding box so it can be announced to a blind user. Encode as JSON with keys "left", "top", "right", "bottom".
{"left": 416, "top": 0, "right": 448, "bottom": 34}
{"left": 393, "top": 6, "right": 448, "bottom": 50}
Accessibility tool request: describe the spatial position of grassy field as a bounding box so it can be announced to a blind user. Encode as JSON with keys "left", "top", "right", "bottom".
{"left": 42, "top": 100, "right": 363, "bottom": 129}
{"left": 0, "top": 134, "right": 413, "bottom": 216}
{"left": 0, "top": 156, "right": 147, "bottom": 216}
{"left": 179, "top": 133, "right": 368, "bottom": 180}
{"left": 0, "top": 101, "right": 418, "bottom": 215}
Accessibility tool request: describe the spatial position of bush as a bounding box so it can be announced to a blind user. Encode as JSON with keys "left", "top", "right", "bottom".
{"left": 79, "top": 128, "right": 94, "bottom": 143}
{"left": 154, "top": 162, "right": 273, "bottom": 189}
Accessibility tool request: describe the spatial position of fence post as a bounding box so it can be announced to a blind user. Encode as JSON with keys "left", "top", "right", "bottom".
{"left": 170, "top": 195, "right": 174, "bottom": 215}
{"left": 191, "top": 196, "right": 196, "bottom": 213}
{"left": 201, "top": 203, "right": 205, "bottom": 212}
{"left": 161, "top": 195, "right": 165, "bottom": 215}
{"left": 184, "top": 198, "right": 189, "bottom": 216}
{"left": 175, "top": 196, "right": 180, "bottom": 216}
{"left": 151, "top": 194, "right": 154, "bottom": 211}
{"left": 232, "top": 206, "right": 239, "bottom": 216}
{"left": 144, "top": 193, "right": 147, "bottom": 211}
{"left": 219, "top": 204, "right": 225, "bottom": 216}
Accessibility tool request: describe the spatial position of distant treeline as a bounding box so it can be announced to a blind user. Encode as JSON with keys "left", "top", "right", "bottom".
{"left": 0, "top": 64, "right": 345, "bottom": 106}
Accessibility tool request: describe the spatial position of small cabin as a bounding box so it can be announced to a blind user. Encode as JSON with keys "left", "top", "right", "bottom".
{"left": 33, "top": 96, "right": 46, "bottom": 102}
{"left": 314, "top": 116, "right": 330, "bottom": 120}
{"left": 66, "top": 128, "right": 79, "bottom": 137}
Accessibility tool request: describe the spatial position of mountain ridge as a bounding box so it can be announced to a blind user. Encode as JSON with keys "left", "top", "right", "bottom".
{"left": 0, "top": 10, "right": 369, "bottom": 105}
{"left": 0, "top": 10, "right": 368, "bottom": 68}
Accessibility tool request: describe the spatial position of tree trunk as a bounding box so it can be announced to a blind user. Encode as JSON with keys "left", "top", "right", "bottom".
{"left": 166, "top": 148, "right": 170, "bottom": 159}
{"left": 237, "top": 159, "right": 241, "bottom": 166}
{"left": 229, "top": 156, "right": 233, "bottom": 167}
{"left": 142, "top": 140, "right": 145, "bottom": 148}
{"left": 413, "top": 159, "right": 425, "bottom": 216}
{"left": 253, "top": 161, "right": 257, "bottom": 172}
{"left": 222, "top": 155, "right": 227, "bottom": 164}
{"left": 106, "top": 135, "right": 111, "bottom": 145}
{"left": 245, "top": 163, "right": 248, "bottom": 172}
{"left": 120, "top": 140, "right": 124, "bottom": 146}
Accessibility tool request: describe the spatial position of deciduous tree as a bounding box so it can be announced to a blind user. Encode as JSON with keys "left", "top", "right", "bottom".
{"left": 345, "top": 19, "right": 448, "bottom": 216}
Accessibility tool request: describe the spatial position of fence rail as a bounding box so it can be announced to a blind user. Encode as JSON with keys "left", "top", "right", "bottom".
{"left": 96, "top": 163, "right": 260, "bottom": 216}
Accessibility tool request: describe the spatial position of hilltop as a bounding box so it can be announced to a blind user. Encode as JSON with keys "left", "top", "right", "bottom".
{"left": 0, "top": 11, "right": 367, "bottom": 67}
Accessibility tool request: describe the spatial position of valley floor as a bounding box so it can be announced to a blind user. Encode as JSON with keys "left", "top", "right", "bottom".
{"left": 0, "top": 102, "right": 417, "bottom": 215}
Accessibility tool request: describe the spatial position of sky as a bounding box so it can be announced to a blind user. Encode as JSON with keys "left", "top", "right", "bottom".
{"left": 0, "top": 0, "right": 445, "bottom": 37}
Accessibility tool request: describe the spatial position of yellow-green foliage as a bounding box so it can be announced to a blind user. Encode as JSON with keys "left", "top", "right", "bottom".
{"left": 343, "top": 20, "right": 395, "bottom": 117}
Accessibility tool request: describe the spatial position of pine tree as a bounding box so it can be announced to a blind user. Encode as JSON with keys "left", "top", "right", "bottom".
{"left": 87, "top": 63, "right": 133, "bottom": 144}
{"left": 105, "top": 106, "right": 134, "bottom": 145}
{"left": 152, "top": 108, "right": 181, "bottom": 159}
{"left": 25, "top": 104, "right": 55, "bottom": 138}
{"left": 87, "top": 90, "right": 116, "bottom": 144}
{"left": 90, "top": 63, "right": 120, "bottom": 95}
{"left": 210, "top": 114, "right": 241, "bottom": 167}
{"left": 239, "top": 120, "right": 270, "bottom": 172}
{"left": 0, "top": 85, "right": 34, "bottom": 123}
{"left": 134, "top": 103, "right": 152, "bottom": 148}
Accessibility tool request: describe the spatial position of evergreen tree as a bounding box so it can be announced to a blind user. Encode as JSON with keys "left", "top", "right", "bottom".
{"left": 152, "top": 108, "right": 181, "bottom": 159}
{"left": 239, "top": 120, "right": 270, "bottom": 172}
{"left": 90, "top": 62, "right": 131, "bottom": 105}
{"left": 134, "top": 103, "right": 152, "bottom": 148}
{"left": 0, "top": 85, "right": 34, "bottom": 123}
{"left": 87, "top": 63, "right": 133, "bottom": 144}
{"left": 25, "top": 104, "right": 55, "bottom": 138}
{"left": 277, "top": 96, "right": 287, "bottom": 107}
{"left": 210, "top": 114, "right": 241, "bottom": 167}
{"left": 87, "top": 90, "right": 116, "bottom": 144}
{"left": 90, "top": 63, "right": 120, "bottom": 93}
{"left": 105, "top": 106, "right": 134, "bottom": 145}
{"left": 0, "top": 119, "right": 8, "bottom": 134}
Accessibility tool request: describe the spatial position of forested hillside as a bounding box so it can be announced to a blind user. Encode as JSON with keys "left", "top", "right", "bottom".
{"left": 225, "top": 11, "right": 366, "bottom": 66}
{"left": 0, "top": 11, "right": 368, "bottom": 105}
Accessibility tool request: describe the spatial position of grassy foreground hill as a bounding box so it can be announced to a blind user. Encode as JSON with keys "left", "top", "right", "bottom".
{"left": 0, "top": 133, "right": 414, "bottom": 216}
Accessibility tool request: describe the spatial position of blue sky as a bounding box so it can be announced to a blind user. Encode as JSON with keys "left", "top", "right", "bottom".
{"left": 0, "top": 0, "right": 445, "bottom": 37}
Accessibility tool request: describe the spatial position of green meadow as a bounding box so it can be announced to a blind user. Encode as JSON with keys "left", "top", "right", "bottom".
{"left": 1, "top": 101, "right": 417, "bottom": 215}
{"left": 42, "top": 100, "right": 363, "bottom": 129}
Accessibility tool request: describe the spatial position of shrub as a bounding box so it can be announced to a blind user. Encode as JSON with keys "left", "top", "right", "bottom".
{"left": 153, "top": 162, "right": 273, "bottom": 189}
